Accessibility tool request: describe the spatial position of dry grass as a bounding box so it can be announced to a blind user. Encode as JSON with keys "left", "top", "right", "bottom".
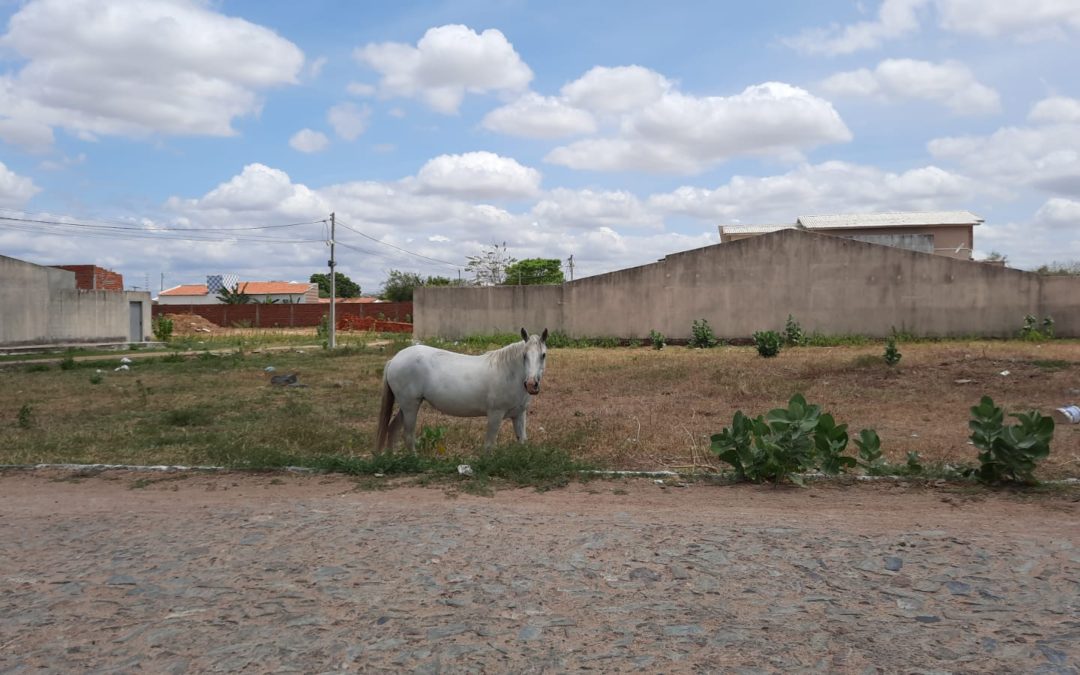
{"left": 3, "top": 339, "right": 1079, "bottom": 478}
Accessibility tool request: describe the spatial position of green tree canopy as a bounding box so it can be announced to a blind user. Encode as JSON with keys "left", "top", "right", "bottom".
{"left": 380, "top": 270, "right": 424, "bottom": 301}
{"left": 310, "top": 271, "right": 361, "bottom": 298}
{"left": 503, "top": 258, "right": 565, "bottom": 285}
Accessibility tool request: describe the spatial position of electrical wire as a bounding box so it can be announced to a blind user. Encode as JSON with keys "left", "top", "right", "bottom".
{"left": 335, "top": 219, "right": 462, "bottom": 268}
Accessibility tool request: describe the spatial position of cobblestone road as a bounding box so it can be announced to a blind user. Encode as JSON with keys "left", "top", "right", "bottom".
{"left": 1, "top": 472, "right": 1078, "bottom": 673}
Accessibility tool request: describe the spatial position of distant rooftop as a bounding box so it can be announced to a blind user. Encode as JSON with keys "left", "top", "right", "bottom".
{"left": 717, "top": 224, "right": 793, "bottom": 235}
{"left": 160, "top": 281, "right": 314, "bottom": 296}
{"left": 797, "top": 211, "right": 982, "bottom": 229}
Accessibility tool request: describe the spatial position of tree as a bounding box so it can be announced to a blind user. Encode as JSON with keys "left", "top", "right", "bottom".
{"left": 425, "top": 275, "right": 466, "bottom": 287}
{"left": 503, "top": 258, "right": 565, "bottom": 285}
{"left": 310, "top": 272, "right": 361, "bottom": 298}
{"left": 466, "top": 242, "right": 517, "bottom": 286}
{"left": 381, "top": 270, "right": 424, "bottom": 301}
{"left": 216, "top": 283, "right": 251, "bottom": 304}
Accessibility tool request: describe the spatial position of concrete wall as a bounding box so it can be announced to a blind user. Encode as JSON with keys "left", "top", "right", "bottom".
{"left": 1, "top": 254, "right": 152, "bottom": 346}
{"left": 415, "top": 230, "right": 1080, "bottom": 339}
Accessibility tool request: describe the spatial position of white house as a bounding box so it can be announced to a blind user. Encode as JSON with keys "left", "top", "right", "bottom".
{"left": 157, "top": 279, "right": 319, "bottom": 305}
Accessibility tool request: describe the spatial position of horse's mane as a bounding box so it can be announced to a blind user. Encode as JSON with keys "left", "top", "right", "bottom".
{"left": 484, "top": 338, "right": 534, "bottom": 369}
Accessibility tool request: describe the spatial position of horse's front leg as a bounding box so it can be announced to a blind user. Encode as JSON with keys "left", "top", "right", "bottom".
{"left": 512, "top": 409, "right": 527, "bottom": 443}
{"left": 484, "top": 411, "right": 504, "bottom": 451}
{"left": 401, "top": 399, "right": 420, "bottom": 453}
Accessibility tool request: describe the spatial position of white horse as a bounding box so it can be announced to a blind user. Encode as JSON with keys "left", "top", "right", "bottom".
{"left": 375, "top": 328, "right": 549, "bottom": 452}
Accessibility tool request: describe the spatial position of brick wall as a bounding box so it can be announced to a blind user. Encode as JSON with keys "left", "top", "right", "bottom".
{"left": 153, "top": 301, "right": 413, "bottom": 328}
{"left": 55, "top": 265, "right": 124, "bottom": 291}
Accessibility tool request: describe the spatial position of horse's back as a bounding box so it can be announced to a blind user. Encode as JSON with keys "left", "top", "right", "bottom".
{"left": 386, "top": 345, "right": 495, "bottom": 416}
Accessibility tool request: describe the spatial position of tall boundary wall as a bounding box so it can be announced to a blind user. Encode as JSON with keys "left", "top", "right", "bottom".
{"left": 152, "top": 301, "right": 413, "bottom": 328}
{"left": 1, "top": 254, "right": 152, "bottom": 346}
{"left": 416, "top": 230, "right": 1080, "bottom": 339}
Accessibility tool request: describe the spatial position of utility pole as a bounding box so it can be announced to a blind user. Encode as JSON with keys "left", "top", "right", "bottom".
{"left": 567, "top": 254, "right": 575, "bottom": 282}
{"left": 328, "top": 212, "right": 336, "bottom": 350}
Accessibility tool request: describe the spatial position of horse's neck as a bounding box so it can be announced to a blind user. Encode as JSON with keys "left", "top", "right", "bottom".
{"left": 486, "top": 342, "right": 525, "bottom": 377}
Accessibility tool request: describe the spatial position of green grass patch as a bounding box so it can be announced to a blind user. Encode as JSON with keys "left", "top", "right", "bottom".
{"left": 1030, "top": 359, "right": 1071, "bottom": 371}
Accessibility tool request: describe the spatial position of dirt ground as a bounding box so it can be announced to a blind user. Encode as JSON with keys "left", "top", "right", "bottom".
{"left": 2, "top": 470, "right": 1078, "bottom": 672}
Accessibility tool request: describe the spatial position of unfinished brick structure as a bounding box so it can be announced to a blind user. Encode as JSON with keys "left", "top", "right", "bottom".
{"left": 54, "top": 265, "right": 124, "bottom": 292}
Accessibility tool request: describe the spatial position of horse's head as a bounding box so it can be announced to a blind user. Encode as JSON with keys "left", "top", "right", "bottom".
{"left": 520, "top": 327, "right": 548, "bottom": 395}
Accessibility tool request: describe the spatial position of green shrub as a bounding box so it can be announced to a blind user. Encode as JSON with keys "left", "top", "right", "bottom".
{"left": 783, "top": 315, "right": 805, "bottom": 347}
{"left": 60, "top": 354, "right": 77, "bottom": 371}
{"left": 689, "top": 319, "right": 718, "bottom": 348}
{"left": 1020, "top": 314, "right": 1054, "bottom": 341}
{"left": 854, "top": 428, "right": 886, "bottom": 474}
{"left": 25, "top": 363, "right": 50, "bottom": 373}
{"left": 883, "top": 337, "right": 902, "bottom": 366}
{"left": 89, "top": 373, "right": 103, "bottom": 385}
{"left": 17, "top": 403, "right": 33, "bottom": 429}
{"left": 752, "top": 330, "right": 782, "bottom": 358}
{"left": 417, "top": 426, "right": 448, "bottom": 454}
{"left": 648, "top": 330, "right": 665, "bottom": 350}
{"left": 710, "top": 394, "right": 859, "bottom": 485}
{"left": 545, "top": 330, "right": 573, "bottom": 348}
{"left": 969, "top": 395, "right": 1053, "bottom": 484}
{"left": 152, "top": 315, "right": 174, "bottom": 341}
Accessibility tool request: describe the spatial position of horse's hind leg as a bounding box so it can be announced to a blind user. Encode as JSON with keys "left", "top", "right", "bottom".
{"left": 400, "top": 399, "right": 421, "bottom": 453}
{"left": 386, "top": 411, "right": 404, "bottom": 450}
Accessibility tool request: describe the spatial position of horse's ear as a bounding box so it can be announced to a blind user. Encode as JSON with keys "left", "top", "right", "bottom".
{"left": 520, "top": 327, "right": 528, "bottom": 342}
{"left": 541, "top": 328, "right": 548, "bottom": 343}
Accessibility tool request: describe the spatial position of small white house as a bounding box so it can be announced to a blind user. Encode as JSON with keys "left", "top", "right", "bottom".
{"left": 158, "top": 278, "right": 319, "bottom": 305}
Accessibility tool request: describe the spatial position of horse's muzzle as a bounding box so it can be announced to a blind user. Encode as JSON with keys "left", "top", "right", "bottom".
{"left": 524, "top": 380, "right": 541, "bottom": 395}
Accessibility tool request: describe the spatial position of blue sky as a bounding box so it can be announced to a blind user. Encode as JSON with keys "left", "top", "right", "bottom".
{"left": 1, "top": 0, "right": 1078, "bottom": 295}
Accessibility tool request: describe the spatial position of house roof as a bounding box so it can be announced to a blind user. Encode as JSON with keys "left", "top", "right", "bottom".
{"left": 315, "top": 296, "right": 381, "bottom": 303}
{"left": 797, "top": 211, "right": 982, "bottom": 229}
{"left": 160, "top": 281, "right": 315, "bottom": 296}
{"left": 719, "top": 224, "right": 793, "bottom": 235}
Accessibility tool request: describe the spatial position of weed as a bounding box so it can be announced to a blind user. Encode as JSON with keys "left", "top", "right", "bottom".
{"left": 17, "top": 403, "right": 33, "bottom": 429}
{"left": 162, "top": 351, "right": 186, "bottom": 363}
{"left": 164, "top": 406, "right": 212, "bottom": 427}
{"left": 804, "top": 333, "right": 872, "bottom": 347}
{"left": 689, "top": 319, "right": 718, "bottom": 348}
{"left": 783, "top": 315, "right": 805, "bottom": 347}
{"left": 969, "top": 395, "right": 1054, "bottom": 484}
{"left": 60, "top": 354, "right": 77, "bottom": 371}
{"left": 152, "top": 315, "right": 174, "bottom": 341}
{"left": 752, "top": 330, "right": 782, "bottom": 358}
{"left": 1030, "top": 359, "right": 1070, "bottom": 371}
{"left": 854, "top": 428, "right": 887, "bottom": 474}
{"left": 648, "top": 330, "right": 666, "bottom": 350}
{"left": 1020, "top": 314, "right": 1055, "bottom": 341}
{"left": 710, "top": 394, "right": 859, "bottom": 485}
{"left": 25, "top": 363, "right": 50, "bottom": 373}
{"left": 417, "top": 425, "right": 448, "bottom": 454}
{"left": 89, "top": 373, "right": 103, "bottom": 385}
{"left": 884, "top": 337, "right": 902, "bottom": 366}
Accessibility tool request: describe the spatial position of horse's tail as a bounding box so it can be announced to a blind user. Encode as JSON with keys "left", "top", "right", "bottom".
{"left": 374, "top": 373, "right": 395, "bottom": 453}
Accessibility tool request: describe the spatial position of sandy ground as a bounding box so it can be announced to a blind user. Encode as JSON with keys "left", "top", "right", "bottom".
{"left": 1, "top": 471, "right": 1078, "bottom": 673}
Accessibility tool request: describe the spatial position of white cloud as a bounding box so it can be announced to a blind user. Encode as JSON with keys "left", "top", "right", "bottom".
{"left": 546, "top": 83, "right": 851, "bottom": 174}
{"left": 784, "top": 0, "right": 1080, "bottom": 55}
{"left": 0, "top": 0, "right": 304, "bottom": 150}
{"left": 647, "top": 161, "right": 977, "bottom": 223}
{"left": 1034, "top": 197, "right": 1080, "bottom": 228}
{"left": 481, "top": 93, "right": 596, "bottom": 139}
{"left": 415, "top": 151, "right": 541, "bottom": 200}
{"left": 531, "top": 188, "right": 662, "bottom": 229}
{"left": 167, "top": 163, "right": 327, "bottom": 216}
{"left": 822, "top": 59, "right": 1000, "bottom": 114}
{"left": 353, "top": 24, "right": 532, "bottom": 114}
{"left": 0, "top": 160, "right": 41, "bottom": 207}
{"left": 560, "top": 65, "right": 672, "bottom": 114}
{"left": 936, "top": 0, "right": 1080, "bottom": 38}
{"left": 306, "top": 56, "right": 328, "bottom": 80}
{"left": 327, "top": 102, "right": 370, "bottom": 141}
{"left": 1029, "top": 96, "right": 1080, "bottom": 124}
{"left": 289, "top": 129, "right": 329, "bottom": 153}
{"left": 783, "top": 0, "right": 928, "bottom": 55}
{"left": 928, "top": 107, "right": 1080, "bottom": 197}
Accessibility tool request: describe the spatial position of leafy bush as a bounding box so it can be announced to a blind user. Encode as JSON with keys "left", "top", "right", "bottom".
{"left": 710, "top": 394, "right": 860, "bottom": 485}
{"left": 17, "top": 403, "right": 33, "bottom": 429}
{"left": 689, "top": 319, "right": 718, "bottom": 348}
{"left": 60, "top": 354, "right": 77, "bottom": 371}
{"left": 152, "top": 315, "right": 174, "bottom": 341}
{"left": 89, "top": 373, "right": 103, "bottom": 385}
{"left": 316, "top": 314, "right": 330, "bottom": 347}
{"left": 417, "top": 426, "right": 448, "bottom": 454}
{"left": 969, "top": 395, "right": 1054, "bottom": 484}
{"left": 783, "top": 315, "right": 805, "bottom": 347}
{"left": 752, "top": 330, "right": 782, "bottom": 358}
{"left": 1020, "top": 314, "right": 1054, "bottom": 341}
{"left": 545, "top": 330, "right": 572, "bottom": 348}
{"left": 884, "top": 337, "right": 902, "bottom": 366}
{"left": 648, "top": 330, "right": 666, "bottom": 350}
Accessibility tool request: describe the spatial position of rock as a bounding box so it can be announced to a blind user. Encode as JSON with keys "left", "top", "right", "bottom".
{"left": 517, "top": 625, "right": 542, "bottom": 641}
{"left": 914, "top": 615, "right": 941, "bottom": 624}
{"left": 884, "top": 557, "right": 904, "bottom": 572}
{"left": 628, "top": 567, "right": 661, "bottom": 582}
{"left": 269, "top": 373, "right": 298, "bottom": 386}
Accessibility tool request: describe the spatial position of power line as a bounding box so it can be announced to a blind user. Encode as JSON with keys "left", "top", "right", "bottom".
{"left": 0, "top": 210, "right": 325, "bottom": 232}
{"left": 0, "top": 215, "right": 324, "bottom": 244}
{"left": 336, "top": 219, "right": 461, "bottom": 268}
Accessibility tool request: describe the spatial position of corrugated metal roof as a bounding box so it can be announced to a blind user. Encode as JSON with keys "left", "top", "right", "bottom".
{"left": 720, "top": 224, "right": 794, "bottom": 234}
{"left": 797, "top": 211, "right": 982, "bottom": 229}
